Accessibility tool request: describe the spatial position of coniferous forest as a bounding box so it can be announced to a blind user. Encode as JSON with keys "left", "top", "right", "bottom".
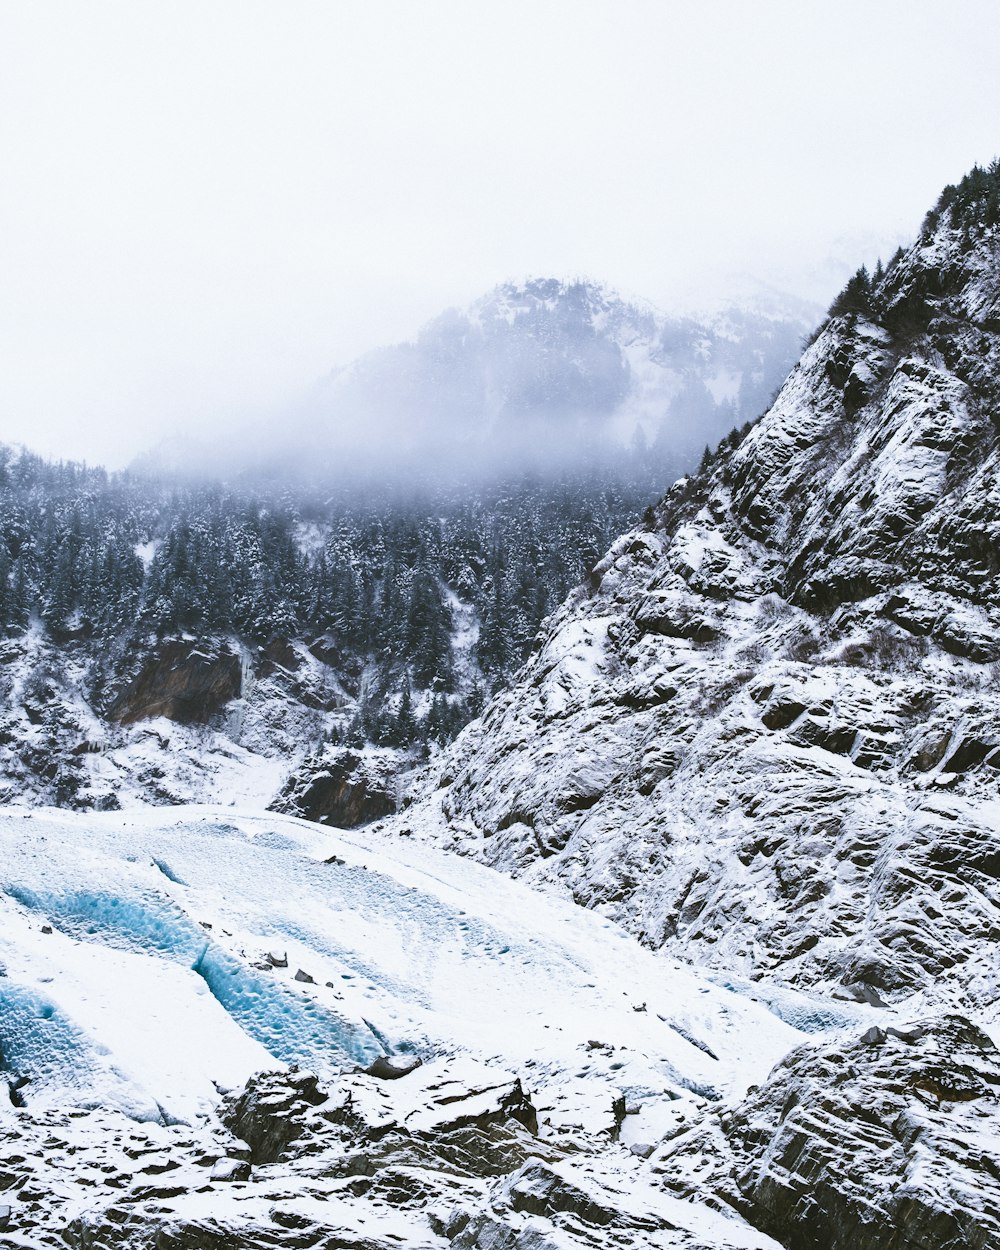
{"left": 0, "top": 444, "right": 665, "bottom": 751}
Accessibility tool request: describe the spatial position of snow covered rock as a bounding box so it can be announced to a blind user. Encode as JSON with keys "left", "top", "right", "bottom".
{"left": 366, "top": 1053, "right": 424, "bottom": 1079}
{"left": 0, "top": 804, "right": 805, "bottom": 1247}
{"left": 221, "top": 1068, "right": 328, "bottom": 1164}
{"left": 272, "top": 745, "right": 406, "bottom": 828}
{"left": 714, "top": 1013, "right": 1000, "bottom": 1250}
{"left": 411, "top": 174, "right": 1000, "bottom": 1033}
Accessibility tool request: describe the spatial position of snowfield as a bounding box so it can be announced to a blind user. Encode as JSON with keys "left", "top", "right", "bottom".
{"left": 3, "top": 804, "right": 994, "bottom": 1249}
{"left": 0, "top": 802, "right": 823, "bottom": 1248}
{"left": 0, "top": 804, "right": 802, "bottom": 1126}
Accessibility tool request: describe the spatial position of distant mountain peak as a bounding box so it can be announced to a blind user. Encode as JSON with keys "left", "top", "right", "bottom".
{"left": 292, "top": 274, "right": 815, "bottom": 475}
{"left": 132, "top": 274, "right": 817, "bottom": 484}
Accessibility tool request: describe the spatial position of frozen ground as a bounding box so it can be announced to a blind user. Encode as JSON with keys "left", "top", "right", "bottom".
{"left": 0, "top": 804, "right": 994, "bottom": 1249}
{"left": 0, "top": 804, "right": 809, "bottom": 1130}
{"left": 0, "top": 802, "right": 836, "bottom": 1248}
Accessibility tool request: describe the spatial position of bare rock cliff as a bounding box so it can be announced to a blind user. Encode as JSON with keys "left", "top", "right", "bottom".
{"left": 107, "top": 641, "right": 243, "bottom": 726}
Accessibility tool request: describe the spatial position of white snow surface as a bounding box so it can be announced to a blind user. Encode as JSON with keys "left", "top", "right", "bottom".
{"left": 0, "top": 804, "right": 802, "bottom": 1134}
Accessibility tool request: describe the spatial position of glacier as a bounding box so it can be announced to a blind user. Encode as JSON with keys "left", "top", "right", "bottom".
{"left": 0, "top": 803, "right": 817, "bottom": 1246}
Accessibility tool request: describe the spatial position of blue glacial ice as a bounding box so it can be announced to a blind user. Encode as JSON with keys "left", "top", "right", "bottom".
{"left": 4, "top": 882, "right": 384, "bottom": 1069}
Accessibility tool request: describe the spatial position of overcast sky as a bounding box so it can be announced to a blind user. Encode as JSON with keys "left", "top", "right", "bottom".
{"left": 2, "top": 0, "right": 999, "bottom": 469}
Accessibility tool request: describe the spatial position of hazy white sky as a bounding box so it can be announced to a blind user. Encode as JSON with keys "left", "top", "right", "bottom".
{"left": 2, "top": 0, "right": 999, "bottom": 468}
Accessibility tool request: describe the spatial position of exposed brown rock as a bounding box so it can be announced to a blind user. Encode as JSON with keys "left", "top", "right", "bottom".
{"left": 107, "top": 642, "right": 243, "bottom": 726}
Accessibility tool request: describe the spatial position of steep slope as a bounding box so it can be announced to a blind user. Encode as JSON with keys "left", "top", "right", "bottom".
{"left": 402, "top": 168, "right": 1000, "bottom": 1025}
{"left": 0, "top": 471, "right": 641, "bottom": 813}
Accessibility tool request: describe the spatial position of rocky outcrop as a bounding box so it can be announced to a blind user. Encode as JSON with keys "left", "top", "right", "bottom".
{"left": 2, "top": 1060, "right": 698, "bottom": 1250}
{"left": 270, "top": 746, "right": 405, "bottom": 827}
{"left": 0, "top": 1042, "right": 803, "bottom": 1249}
{"left": 107, "top": 641, "right": 243, "bottom": 725}
{"left": 220, "top": 1068, "right": 328, "bottom": 1164}
{"left": 657, "top": 1013, "right": 1000, "bottom": 1250}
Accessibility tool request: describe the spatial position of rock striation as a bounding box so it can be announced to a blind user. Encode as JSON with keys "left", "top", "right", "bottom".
{"left": 723, "top": 1013, "right": 1000, "bottom": 1250}
{"left": 656, "top": 1012, "right": 1000, "bottom": 1250}
{"left": 107, "top": 640, "right": 244, "bottom": 726}
{"left": 416, "top": 169, "right": 1000, "bottom": 1027}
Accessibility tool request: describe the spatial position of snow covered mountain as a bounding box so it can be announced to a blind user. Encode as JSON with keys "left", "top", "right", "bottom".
{"left": 369, "top": 168, "right": 1000, "bottom": 1240}
{"left": 0, "top": 278, "right": 812, "bottom": 817}
{"left": 266, "top": 277, "right": 813, "bottom": 475}
{"left": 408, "top": 170, "right": 1000, "bottom": 1009}
{"left": 0, "top": 471, "right": 653, "bottom": 816}
{"left": 132, "top": 278, "right": 813, "bottom": 483}
{"left": 5, "top": 171, "right": 1000, "bottom": 1249}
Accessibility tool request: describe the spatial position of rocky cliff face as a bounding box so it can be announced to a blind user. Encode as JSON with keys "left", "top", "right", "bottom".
{"left": 411, "top": 173, "right": 1000, "bottom": 1027}
{"left": 718, "top": 1013, "right": 1000, "bottom": 1249}
{"left": 107, "top": 641, "right": 244, "bottom": 726}
{"left": 655, "top": 1012, "right": 1000, "bottom": 1250}
{"left": 0, "top": 631, "right": 349, "bottom": 810}
{"left": 373, "top": 172, "right": 1000, "bottom": 1248}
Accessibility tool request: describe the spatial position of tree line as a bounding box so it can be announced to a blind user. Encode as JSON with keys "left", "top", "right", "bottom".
{"left": 0, "top": 446, "right": 655, "bottom": 746}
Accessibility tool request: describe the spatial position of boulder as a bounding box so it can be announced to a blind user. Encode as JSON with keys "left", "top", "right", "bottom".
{"left": 365, "top": 1054, "right": 423, "bottom": 1080}
{"left": 210, "top": 1157, "right": 251, "bottom": 1182}
{"left": 270, "top": 747, "right": 402, "bottom": 828}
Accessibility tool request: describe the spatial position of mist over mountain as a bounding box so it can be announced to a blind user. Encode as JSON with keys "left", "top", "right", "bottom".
{"left": 138, "top": 278, "right": 815, "bottom": 484}
{"left": 0, "top": 273, "right": 816, "bottom": 820}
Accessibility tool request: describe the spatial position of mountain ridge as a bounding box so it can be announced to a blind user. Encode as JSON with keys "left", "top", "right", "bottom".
{"left": 135, "top": 276, "right": 813, "bottom": 482}
{"left": 395, "top": 164, "right": 1000, "bottom": 1020}
{"left": 308, "top": 275, "right": 812, "bottom": 469}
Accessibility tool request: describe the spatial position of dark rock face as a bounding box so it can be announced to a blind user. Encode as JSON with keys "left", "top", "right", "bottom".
{"left": 717, "top": 1014, "right": 1000, "bottom": 1250}
{"left": 107, "top": 641, "right": 243, "bottom": 726}
{"left": 271, "top": 747, "right": 401, "bottom": 828}
{"left": 503, "top": 1161, "right": 618, "bottom": 1226}
{"left": 220, "top": 1068, "right": 327, "bottom": 1164}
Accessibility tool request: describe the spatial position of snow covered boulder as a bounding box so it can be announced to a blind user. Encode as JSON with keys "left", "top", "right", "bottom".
{"left": 209, "top": 1156, "right": 251, "bottom": 1182}
{"left": 221, "top": 1069, "right": 328, "bottom": 1164}
{"left": 365, "top": 1054, "right": 424, "bottom": 1080}
{"left": 270, "top": 746, "right": 404, "bottom": 828}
